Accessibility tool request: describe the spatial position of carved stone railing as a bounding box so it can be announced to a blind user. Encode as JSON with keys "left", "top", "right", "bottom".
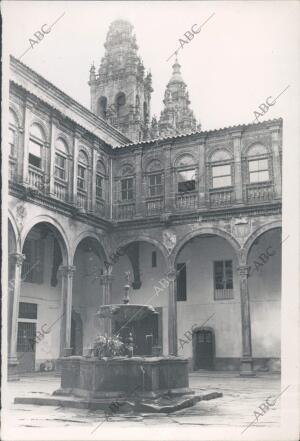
{"left": 214, "top": 288, "right": 234, "bottom": 300}
{"left": 95, "top": 198, "right": 106, "bottom": 217}
{"left": 146, "top": 196, "right": 164, "bottom": 216}
{"left": 246, "top": 183, "right": 274, "bottom": 203}
{"left": 175, "top": 192, "right": 198, "bottom": 209}
{"left": 209, "top": 188, "right": 234, "bottom": 207}
{"left": 116, "top": 203, "right": 136, "bottom": 220}
{"left": 28, "top": 165, "right": 44, "bottom": 190}
{"left": 54, "top": 180, "right": 68, "bottom": 202}
{"left": 77, "top": 190, "right": 88, "bottom": 210}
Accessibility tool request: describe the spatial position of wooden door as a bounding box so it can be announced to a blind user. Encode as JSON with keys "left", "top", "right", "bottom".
{"left": 195, "top": 330, "right": 213, "bottom": 370}
{"left": 17, "top": 322, "right": 36, "bottom": 373}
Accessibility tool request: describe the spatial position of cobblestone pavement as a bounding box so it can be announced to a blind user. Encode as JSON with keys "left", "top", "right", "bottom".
{"left": 3, "top": 371, "right": 280, "bottom": 434}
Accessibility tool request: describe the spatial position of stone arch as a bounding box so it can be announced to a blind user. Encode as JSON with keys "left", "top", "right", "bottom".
{"left": 9, "top": 103, "right": 23, "bottom": 129}
{"left": 118, "top": 162, "right": 135, "bottom": 177}
{"left": 170, "top": 227, "right": 241, "bottom": 267}
{"left": 20, "top": 215, "right": 70, "bottom": 265}
{"left": 242, "top": 141, "right": 271, "bottom": 157}
{"left": 29, "top": 119, "right": 49, "bottom": 143}
{"left": 55, "top": 134, "right": 70, "bottom": 154}
{"left": 8, "top": 211, "right": 21, "bottom": 252}
{"left": 242, "top": 220, "right": 282, "bottom": 265}
{"left": 174, "top": 152, "right": 196, "bottom": 168}
{"left": 208, "top": 147, "right": 233, "bottom": 162}
{"left": 70, "top": 230, "right": 109, "bottom": 264}
{"left": 116, "top": 235, "right": 170, "bottom": 267}
{"left": 145, "top": 159, "right": 163, "bottom": 173}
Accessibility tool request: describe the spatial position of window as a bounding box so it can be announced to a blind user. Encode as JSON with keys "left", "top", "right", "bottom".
{"left": 121, "top": 177, "right": 133, "bottom": 201}
{"left": 28, "top": 124, "right": 45, "bottom": 169}
{"left": 214, "top": 260, "right": 233, "bottom": 300}
{"left": 212, "top": 164, "right": 232, "bottom": 188}
{"left": 248, "top": 159, "right": 269, "bottom": 183}
{"left": 116, "top": 92, "right": 126, "bottom": 116}
{"left": 152, "top": 251, "right": 157, "bottom": 268}
{"left": 176, "top": 263, "right": 187, "bottom": 301}
{"left": 77, "top": 151, "right": 88, "bottom": 191}
{"left": 55, "top": 154, "right": 66, "bottom": 180}
{"left": 19, "top": 302, "right": 37, "bottom": 320}
{"left": 149, "top": 173, "right": 162, "bottom": 196}
{"left": 177, "top": 169, "right": 195, "bottom": 193}
{"left": 55, "top": 139, "right": 68, "bottom": 180}
{"left": 96, "top": 175, "right": 103, "bottom": 198}
{"left": 28, "top": 138, "right": 42, "bottom": 168}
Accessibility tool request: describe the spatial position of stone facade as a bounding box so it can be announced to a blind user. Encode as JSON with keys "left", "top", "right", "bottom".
{"left": 7, "top": 25, "right": 282, "bottom": 379}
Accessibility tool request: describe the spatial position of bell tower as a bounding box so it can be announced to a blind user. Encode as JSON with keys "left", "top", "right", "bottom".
{"left": 157, "top": 58, "right": 200, "bottom": 138}
{"left": 89, "top": 19, "right": 153, "bottom": 143}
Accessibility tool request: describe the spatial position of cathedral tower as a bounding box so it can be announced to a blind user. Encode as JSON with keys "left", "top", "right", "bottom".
{"left": 157, "top": 58, "right": 200, "bottom": 138}
{"left": 89, "top": 19, "right": 153, "bottom": 142}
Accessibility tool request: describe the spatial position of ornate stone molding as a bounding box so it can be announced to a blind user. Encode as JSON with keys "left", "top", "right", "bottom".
{"left": 58, "top": 265, "right": 76, "bottom": 278}
{"left": 10, "top": 253, "right": 25, "bottom": 267}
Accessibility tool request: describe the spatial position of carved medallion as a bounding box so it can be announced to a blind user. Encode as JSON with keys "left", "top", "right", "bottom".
{"left": 231, "top": 216, "right": 252, "bottom": 246}
{"left": 162, "top": 229, "right": 177, "bottom": 254}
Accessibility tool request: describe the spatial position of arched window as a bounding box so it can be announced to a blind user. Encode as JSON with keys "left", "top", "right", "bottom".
{"left": 9, "top": 109, "right": 19, "bottom": 157}
{"left": 96, "top": 160, "right": 105, "bottom": 200}
{"left": 115, "top": 92, "right": 126, "bottom": 117}
{"left": 98, "top": 96, "right": 107, "bottom": 119}
{"left": 143, "top": 102, "right": 147, "bottom": 121}
{"left": 120, "top": 164, "right": 134, "bottom": 201}
{"left": 77, "top": 150, "right": 88, "bottom": 191}
{"left": 146, "top": 160, "right": 163, "bottom": 197}
{"left": 210, "top": 150, "right": 233, "bottom": 189}
{"left": 175, "top": 154, "right": 197, "bottom": 193}
{"left": 246, "top": 143, "right": 270, "bottom": 183}
{"left": 29, "top": 124, "right": 45, "bottom": 169}
{"left": 135, "top": 95, "right": 140, "bottom": 111}
{"left": 55, "top": 138, "right": 68, "bottom": 181}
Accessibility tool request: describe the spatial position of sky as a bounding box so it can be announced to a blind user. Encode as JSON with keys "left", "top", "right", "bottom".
{"left": 3, "top": 1, "right": 300, "bottom": 132}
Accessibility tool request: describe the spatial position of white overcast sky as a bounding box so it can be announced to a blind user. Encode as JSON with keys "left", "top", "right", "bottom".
{"left": 3, "top": 1, "right": 300, "bottom": 131}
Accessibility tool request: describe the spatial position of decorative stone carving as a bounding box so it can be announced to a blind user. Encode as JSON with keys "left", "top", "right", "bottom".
{"left": 231, "top": 216, "right": 252, "bottom": 246}
{"left": 15, "top": 202, "right": 27, "bottom": 228}
{"left": 162, "top": 229, "right": 177, "bottom": 254}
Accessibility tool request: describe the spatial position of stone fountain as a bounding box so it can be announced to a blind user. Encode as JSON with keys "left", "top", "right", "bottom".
{"left": 15, "top": 273, "right": 222, "bottom": 412}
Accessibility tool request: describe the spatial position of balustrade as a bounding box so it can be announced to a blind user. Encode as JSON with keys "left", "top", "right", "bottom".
{"left": 209, "top": 188, "right": 234, "bottom": 207}
{"left": 175, "top": 192, "right": 198, "bottom": 209}
{"left": 95, "top": 198, "right": 106, "bottom": 217}
{"left": 77, "top": 190, "right": 88, "bottom": 210}
{"left": 54, "top": 180, "right": 68, "bottom": 202}
{"left": 146, "top": 197, "right": 164, "bottom": 216}
{"left": 246, "top": 183, "right": 274, "bottom": 202}
{"left": 117, "top": 203, "right": 136, "bottom": 220}
{"left": 9, "top": 159, "right": 17, "bottom": 181}
{"left": 28, "top": 166, "right": 44, "bottom": 190}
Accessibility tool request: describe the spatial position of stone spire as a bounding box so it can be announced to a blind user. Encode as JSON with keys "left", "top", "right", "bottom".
{"left": 89, "top": 19, "right": 153, "bottom": 143}
{"left": 158, "top": 58, "right": 200, "bottom": 138}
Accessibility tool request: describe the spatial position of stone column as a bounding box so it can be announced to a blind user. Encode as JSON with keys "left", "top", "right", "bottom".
{"left": 167, "top": 269, "right": 178, "bottom": 355}
{"left": 270, "top": 124, "right": 282, "bottom": 199}
{"left": 59, "top": 265, "right": 76, "bottom": 356}
{"left": 100, "top": 271, "right": 113, "bottom": 337}
{"left": 198, "top": 141, "right": 206, "bottom": 207}
{"left": 238, "top": 265, "right": 255, "bottom": 376}
{"left": 8, "top": 252, "right": 25, "bottom": 380}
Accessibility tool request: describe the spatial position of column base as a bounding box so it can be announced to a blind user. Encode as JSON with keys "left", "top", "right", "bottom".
{"left": 239, "top": 357, "right": 256, "bottom": 377}
{"left": 8, "top": 356, "right": 20, "bottom": 381}
{"left": 64, "top": 347, "right": 73, "bottom": 357}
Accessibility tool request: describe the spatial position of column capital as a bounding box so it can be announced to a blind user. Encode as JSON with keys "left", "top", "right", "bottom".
{"left": 237, "top": 265, "right": 250, "bottom": 277}
{"left": 59, "top": 265, "right": 76, "bottom": 278}
{"left": 10, "top": 253, "right": 26, "bottom": 267}
{"left": 99, "top": 274, "right": 114, "bottom": 285}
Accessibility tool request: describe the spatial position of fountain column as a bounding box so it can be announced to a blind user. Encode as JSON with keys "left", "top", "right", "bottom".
{"left": 59, "top": 265, "right": 76, "bottom": 356}
{"left": 100, "top": 270, "right": 113, "bottom": 337}
{"left": 167, "top": 268, "right": 178, "bottom": 356}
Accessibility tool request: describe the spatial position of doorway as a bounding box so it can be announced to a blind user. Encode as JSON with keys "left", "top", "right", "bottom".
{"left": 193, "top": 328, "right": 214, "bottom": 370}
{"left": 17, "top": 322, "right": 36, "bottom": 373}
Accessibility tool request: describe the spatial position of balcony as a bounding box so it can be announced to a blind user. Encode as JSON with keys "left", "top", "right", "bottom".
{"left": 9, "top": 158, "right": 17, "bottom": 181}
{"left": 146, "top": 196, "right": 164, "bottom": 216}
{"left": 54, "top": 180, "right": 68, "bottom": 202}
{"left": 246, "top": 183, "right": 274, "bottom": 203}
{"left": 28, "top": 165, "right": 44, "bottom": 190}
{"left": 209, "top": 188, "right": 234, "bottom": 207}
{"left": 175, "top": 192, "right": 198, "bottom": 210}
{"left": 116, "top": 203, "right": 136, "bottom": 220}
{"left": 77, "top": 190, "right": 88, "bottom": 210}
{"left": 95, "top": 198, "right": 106, "bottom": 217}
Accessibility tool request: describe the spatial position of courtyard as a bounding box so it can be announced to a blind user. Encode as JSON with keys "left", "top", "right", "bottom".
{"left": 3, "top": 371, "right": 280, "bottom": 435}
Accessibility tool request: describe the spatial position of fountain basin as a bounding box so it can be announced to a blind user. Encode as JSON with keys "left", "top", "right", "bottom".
{"left": 54, "top": 355, "right": 193, "bottom": 399}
